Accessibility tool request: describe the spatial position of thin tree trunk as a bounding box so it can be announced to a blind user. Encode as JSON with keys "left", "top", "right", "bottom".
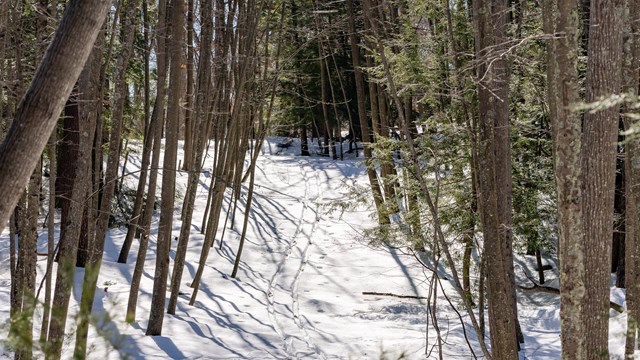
{"left": 478, "top": 252, "right": 486, "bottom": 339}
{"left": 613, "top": 143, "right": 625, "bottom": 285}
{"left": 126, "top": 0, "right": 169, "bottom": 323}
{"left": 40, "top": 130, "right": 56, "bottom": 344}
{"left": 300, "top": 124, "right": 310, "bottom": 156}
{"left": 13, "top": 160, "right": 40, "bottom": 360}
{"left": 142, "top": 0, "right": 150, "bottom": 135}
{"left": 182, "top": 0, "right": 195, "bottom": 172}
{"left": 118, "top": 0, "right": 160, "bottom": 263}
{"left": 534, "top": 249, "right": 545, "bottom": 284}
{"left": 147, "top": 0, "right": 185, "bottom": 336}
{"left": 168, "top": 0, "right": 214, "bottom": 315}
{"left": 317, "top": 18, "right": 332, "bottom": 159}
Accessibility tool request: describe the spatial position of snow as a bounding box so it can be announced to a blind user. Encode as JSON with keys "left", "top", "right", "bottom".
{"left": 0, "top": 137, "right": 633, "bottom": 359}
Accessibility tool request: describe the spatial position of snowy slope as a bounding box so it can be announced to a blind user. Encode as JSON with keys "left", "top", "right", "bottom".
{"left": 0, "top": 137, "right": 633, "bottom": 359}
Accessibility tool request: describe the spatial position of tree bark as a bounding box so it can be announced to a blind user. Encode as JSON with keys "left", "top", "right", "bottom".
{"left": 491, "top": 0, "right": 523, "bottom": 347}
{"left": 57, "top": 93, "right": 80, "bottom": 223}
{"left": 0, "top": 0, "right": 110, "bottom": 234}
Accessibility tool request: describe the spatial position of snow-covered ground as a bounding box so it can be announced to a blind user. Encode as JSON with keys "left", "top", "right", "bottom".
{"left": 0, "top": 137, "right": 633, "bottom": 359}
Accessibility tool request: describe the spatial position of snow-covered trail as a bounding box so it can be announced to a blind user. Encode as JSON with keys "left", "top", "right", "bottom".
{"left": 0, "top": 138, "right": 491, "bottom": 359}
{"left": 265, "top": 159, "right": 326, "bottom": 359}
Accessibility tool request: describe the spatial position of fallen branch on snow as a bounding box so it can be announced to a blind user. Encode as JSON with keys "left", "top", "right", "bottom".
{"left": 519, "top": 280, "right": 624, "bottom": 313}
{"left": 362, "top": 291, "right": 429, "bottom": 300}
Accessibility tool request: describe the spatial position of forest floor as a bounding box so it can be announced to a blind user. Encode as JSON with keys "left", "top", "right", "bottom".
{"left": 0, "top": 137, "right": 632, "bottom": 359}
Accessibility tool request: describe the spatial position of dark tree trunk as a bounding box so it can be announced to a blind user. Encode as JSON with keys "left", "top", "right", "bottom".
{"left": 182, "top": 0, "right": 195, "bottom": 171}
{"left": 536, "top": 249, "right": 545, "bottom": 285}
{"left": 56, "top": 92, "right": 79, "bottom": 211}
{"left": 300, "top": 124, "right": 310, "bottom": 156}
{"left": 473, "top": 0, "right": 520, "bottom": 355}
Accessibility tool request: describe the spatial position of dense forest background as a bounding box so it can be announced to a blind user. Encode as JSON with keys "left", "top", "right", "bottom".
{"left": 0, "top": 0, "right": 637, "bottom": 358}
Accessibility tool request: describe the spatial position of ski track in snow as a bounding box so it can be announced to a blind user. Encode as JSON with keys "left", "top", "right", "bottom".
{"left": 266, "top": 159, "right": 326, "bottom": 359}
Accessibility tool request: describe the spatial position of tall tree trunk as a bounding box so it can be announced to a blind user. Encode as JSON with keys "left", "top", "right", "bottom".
{"left": 491, "top": 0, "right": 523, "bottom": 347}
{"left": 612, "top": 143, "right": 625, "bottom": 286}
{"left": 624, "top": 0, "right": 640, "bottom": 355}
{"left": 317, "top": 19, "right": 332, "bottom": 160}
{"left": 472, "top": 0, "right": 519, "bottom": 356}
{"left": 12, "top": 160, "right": 40, "bottom": 360}
{"left": 117, "top": 0, "right": 155, "bottom": 264}
{"left": 126, "top": 0, "right": 168, "bottom": 322}
{"left": 147, "top": 0, "right": 185, "bottom": 336}
{"left": 545, "top": 0, "right": 586, "bottom": 357}
{"left": 581, "top": 1, "right": 624, "bottom": 358}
